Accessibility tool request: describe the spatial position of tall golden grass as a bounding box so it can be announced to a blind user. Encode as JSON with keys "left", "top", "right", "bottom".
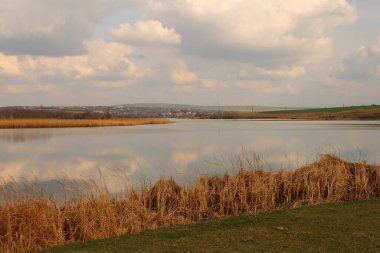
{"left": 0, "top": 154, "right": 379, "bottom": 252}
{"left": 0, "top": 118, "right": 172, "bottom": 129}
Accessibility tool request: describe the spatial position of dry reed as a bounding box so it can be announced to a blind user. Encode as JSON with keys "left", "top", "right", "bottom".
{"left": 0, "top": 154, "right": 379, "bottom": 252}
{"left": 0, "top": 118, "right": 172, "bottom": 129}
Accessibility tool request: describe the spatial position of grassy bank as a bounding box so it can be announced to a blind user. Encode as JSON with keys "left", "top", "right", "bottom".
{"left": 265, "top": 104, "right": 380, "bottom": 114}
{"left": 1, "top": 155, "right": 380, "bottom": 252}
{"left": 39, "top": 199, "right": 380, "bottom": 253}
{"left": 0, "top": 118, "right": 172, "bottom": 129}
{"left": 202, "top": 104, "right": 380, "bottom": 120}
{"left": 261, "top": 104, "right": 380, "bottom": 120}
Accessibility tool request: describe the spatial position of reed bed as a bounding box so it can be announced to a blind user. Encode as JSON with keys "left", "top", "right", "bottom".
{"left": 1, "top": 154, "right": 379, "bottom": 252}
{"left": 0, "top": 118, "right": 172, "bottom": 129}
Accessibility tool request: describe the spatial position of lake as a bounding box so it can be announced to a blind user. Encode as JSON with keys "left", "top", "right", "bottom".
{"left": 1, "top": 119, "right": 380, "bottom": 193}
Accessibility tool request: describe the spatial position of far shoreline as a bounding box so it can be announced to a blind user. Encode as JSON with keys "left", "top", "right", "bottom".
{"left": 194, "top": 104, "right": 380, "bottom": 121}
{"left": 0, "top": 118, "right": 172, "bottom": 129}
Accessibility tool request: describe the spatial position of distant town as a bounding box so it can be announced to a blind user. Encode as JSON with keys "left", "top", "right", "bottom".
{"left": 0, "top": 104, "right": 289, "bottom": 119}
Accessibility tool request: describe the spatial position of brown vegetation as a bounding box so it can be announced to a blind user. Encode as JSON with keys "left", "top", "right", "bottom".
{"left": 265, "top": 108, "right": 380, "bottom": 120}
{"left": 0, "top": 118, "right": 172, "bottom": 129}
{"left": 200, "top": 107, "right": 380, "bottom": 120}
{"left": 0, "top": 154, "right": 379, "bottom": 252}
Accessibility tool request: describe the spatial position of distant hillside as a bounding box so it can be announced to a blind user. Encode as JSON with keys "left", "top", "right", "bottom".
{"left": 198, "top": 104, "right": 380, "bottom": 120}
{"left": 5, "top": 104, "right": 377, "bottom": 120}
{"left": 116, "top": 103, "right": 302, "bottom": 112}
{"left": 193, "top": 105, "right": 302, "bottom": 112}
{"left": 117, "top": 103, "right": 194, "bottom": 109}
{"left": 264, "top": 104, "right": 380, "bottom": 114}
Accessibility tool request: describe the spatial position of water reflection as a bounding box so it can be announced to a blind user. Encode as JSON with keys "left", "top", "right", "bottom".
{"left": 0, "top": 120, "right": 379, "bottom": 193}
{"left": 0, "top": 130, "right": 52, "bottom": 143}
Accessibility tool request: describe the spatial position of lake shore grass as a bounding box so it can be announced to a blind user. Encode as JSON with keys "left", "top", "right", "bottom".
{"left": 0, "top": 118, "right": 172, "bottom": 129}
{"left": 1, "top": 154, "right": 379, "bottom": 252}
{"left": 38, "top": 199, "right": 380, "bottom": 253}
{"left": 201, "top": 104, "right": 380, "bottom": 120}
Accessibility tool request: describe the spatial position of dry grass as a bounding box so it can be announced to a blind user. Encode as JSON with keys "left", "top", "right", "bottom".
{"left": 1, "top": 154, "right": 379, "bottom": 252}
{"left": 206, "top": 107, "right": 380, "bottom": 120}
{"left": 0, "top": 118, "right": 172, "bottom": 129}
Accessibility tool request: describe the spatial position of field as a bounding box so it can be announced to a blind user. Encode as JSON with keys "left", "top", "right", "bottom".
{"left": 204, "top": 105, "right": 380, "bottom": 120}
{"left": 264, "top": 104, "right": 380, "bottom": 114}
{"left": 39, "top": 199, "right": 380, "bottom": 253}
{"left": 1, "top": 154, "right": 379, "bottom": 252}
{"left": 0, "top": 118, "right": 172, "bottom": 129}
{"left": 261, "top": 104, "right": 380, "bottom": 120}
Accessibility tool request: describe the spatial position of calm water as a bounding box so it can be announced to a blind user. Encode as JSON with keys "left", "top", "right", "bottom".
{"left": 1, "top": 119, "right": 380, "bottom": 191}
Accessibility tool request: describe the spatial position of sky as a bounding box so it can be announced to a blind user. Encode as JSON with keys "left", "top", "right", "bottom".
{"left": 0, "top": 0, "right": 379, "bottom": 107}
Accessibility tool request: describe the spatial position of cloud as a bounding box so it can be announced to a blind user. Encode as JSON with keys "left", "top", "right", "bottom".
{"left": 0, "top": 0, "right": 376, "bottom": 106}
{"left": 334, "top": 37, "right": 380, "bottom": 82}
{"left": 0, "top": 84, "right": 54, "bottom": 94}
{"left": 171, "top": 65, "right": 198, "bottom": 84}
{"left": 201, "top": 79, "right": 226, "bottom": 89}
{"left": 143, "top": 0, "right": 356, "bottom": 64}
{"left": 236, "top": 80, "right": 299, "bottom": 94}
{"left": 111, "top": 19, "right": 181, "bottom": 45}
{"left": 254, "top": 66, "right": 305, "bottom": 78}
{"left": 0, "top": 53, "right": 21, "bottom": 76}
{"left": 1, "top": 85, "right": 25, "bottom": 94}
{"left": 169, "top": 62, "right": 228, "bottom": 92}
{"left": 238, "top": 65, "right": 306, "bottom": 80}
{"left": 0, "top": 40, "right": 141, "bottom": 93}
{"left": 0, "top": 0, "right": 129, "bottom": 56}
{"left": 171, "top": 85, "right": 196, "bottom": 93}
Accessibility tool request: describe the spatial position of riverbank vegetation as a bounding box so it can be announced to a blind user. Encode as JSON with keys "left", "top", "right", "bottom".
{"left": 39, "top": 199, "right": 380, "bottom": 253}
{"left": 0, "top": 118, "right": 172, "bottom": 129}
{"left": 1, "top": 154, "right": 379, "bottom": 252}
{"left": 201, "top": 104, "right": 380, "bottom": 120}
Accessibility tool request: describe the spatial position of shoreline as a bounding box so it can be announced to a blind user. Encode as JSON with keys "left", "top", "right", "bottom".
{"left": 194, "top": 105, "right": 380, "bottom": 120}
{"left": 0, "top": 118, "right": 172, "bottom": 129}
{"left": 1, "top": 154, "right": 379, "bottom": 252}
{"left": 40, "top": 199, "right": 380, "bottom": 253}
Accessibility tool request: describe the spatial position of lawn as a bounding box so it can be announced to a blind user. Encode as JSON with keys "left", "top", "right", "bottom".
{"left": 39, "top": 199, "right": 380, "bottom": 253}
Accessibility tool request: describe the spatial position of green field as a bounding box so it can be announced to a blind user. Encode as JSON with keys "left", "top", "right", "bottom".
{"left": 263, "top": 104, "right": 380, "bottom": 114}
{"left": 38, "top": 199, "right": 380, "bottom": 253}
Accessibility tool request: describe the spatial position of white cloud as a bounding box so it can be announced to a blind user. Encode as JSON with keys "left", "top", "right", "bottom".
{"left": 236, "top": 80, "right": 299, "bottom": 94}
{"left": 144, "top": 0, "right": 356, "bottom": 62}
{"left": 111, "top": 19, "right": 181, "bottom": 45}
{"left": 171, "top": 85, "right": 196, "bottom": 93}
{"left": 171, "top": 70, "right": 198, "bottom": 84}
{"left": 239, "top": 65, "right": 306, "bottom": 80}
{"left": 1, "top": 84, "right": 27, "bottom": 94}
{"left": 171, "top": 62, "right": 198, "bottom": 84}
{"left": 1, "top": 0, "right": 377, "bottom": 106}
{"left": 0, "top": 40, "right": 141, "bottom": 91}
{"left": 376, "top": 65, "right": 380, "bottom": 78}
{"left": 201, "top": 79, "right": 226, "bottom": 89}
{"left": 0, "top": 0, "right": 132, "bottom": 56}
{"left": 169, "top": 61, "right": 228, "bottom": 92}
{"left": 333, "top": 36, "right": 380, "bottom": 82}
{"left": 371, "top": 37, "right": 380, "bottom": 55}
{"left": 255, "top": 66, "right": 305, "bottom": 78}
{"left": 1, "top": 83, "right": 56, "bottom": 94}
{"left": 0, "top": 53, "right": 21, "bottom": 76}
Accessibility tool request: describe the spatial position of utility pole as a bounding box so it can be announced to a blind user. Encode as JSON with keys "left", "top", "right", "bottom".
{"left": 218, "top": 100, "right": 220, "bottom": 119}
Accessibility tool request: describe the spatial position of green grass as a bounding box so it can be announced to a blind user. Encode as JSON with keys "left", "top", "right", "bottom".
{"left": 263, "top": 104, "right": 380, "bottom": 114}
{"left": 38, "top": 199, "right": 380, "bottom": 253}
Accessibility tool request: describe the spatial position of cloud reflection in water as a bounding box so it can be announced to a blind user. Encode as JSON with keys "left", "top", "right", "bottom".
{"left": 0, "top": 120, "right": 379, "bottom": 194}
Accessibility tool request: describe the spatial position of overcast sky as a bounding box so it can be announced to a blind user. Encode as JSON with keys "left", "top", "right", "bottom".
{"left": 0, "top": 0, "right": 379, "bottom": 107}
